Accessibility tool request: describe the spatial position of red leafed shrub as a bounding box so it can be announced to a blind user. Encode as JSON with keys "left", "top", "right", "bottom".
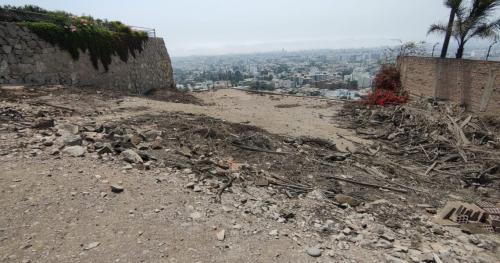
{"left": 363, "top": 89, "right": 408, "bottom": 106}
{"left": 373, "top": 64, "right": 401, "bottom": 91}
{"left": 363, "top": 64, "right": 407, "bottom": 106}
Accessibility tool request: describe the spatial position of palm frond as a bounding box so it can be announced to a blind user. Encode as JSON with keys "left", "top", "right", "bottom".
{"left": 468, "top": 22, "right": 498, "bottom": 40}
{"left": 427, "top": 23, "right": 448, "bottom": 35}
{"left": 444, "top": 0, "right": 464, "bottom": 9}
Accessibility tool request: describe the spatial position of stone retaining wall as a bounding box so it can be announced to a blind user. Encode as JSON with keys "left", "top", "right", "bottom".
{"left": 0, "top": 22, "right": 175, "bottom": 94}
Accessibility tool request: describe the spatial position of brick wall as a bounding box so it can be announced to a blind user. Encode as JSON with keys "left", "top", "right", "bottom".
{"left": 0, "top": 22, "right": 175, "bottom": 94}
{"left": 398, "top": 56, "right": 500, "bottom": 115}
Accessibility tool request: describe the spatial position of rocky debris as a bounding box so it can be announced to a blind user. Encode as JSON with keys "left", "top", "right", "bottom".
{"left": 83, "top": 242, "right": 100, "bottom": 250}
{"left": 334, "top": 194, "right": 360, "bottom": 207}
{"left": 189, "top": 212, "right": 203, "bottom": 220}
{"left": 56, "top": 124, "right": 80, "bottom": 135}
{"left": 306, "top": 246, "right": 322, "bottom": 257}
{"left": 268, "top": 229, "right": 278, "bottom": 236}
{"left": 142, "top": 130, "right": 162, "bottom": 141}
{"left": 216, "top": 229, "right": 225, "bottom": 241}
{"left": 62, "top": 146, "right": 86, "bottom": 157}
{"left": 97, "top": 143, "right": 114, "bottom": 155}
{"left": 121, "top": 149, "right": 143, "bottom": 164}
{"left": 110, "top": 185, "right": 124, "bottom": 193}
{"left": 31, "top": 118, "right": 54, "bottom": 129}
{"left": 2, "top": 91, "right": 499, "bottom": 263}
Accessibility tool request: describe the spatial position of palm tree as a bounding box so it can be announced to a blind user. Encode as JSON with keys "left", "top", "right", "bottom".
{"left": 440, "top": 0, "right": 464, "bottom": 58}
{"left": 429, "top": 0, "right": 500, "bottom": 59}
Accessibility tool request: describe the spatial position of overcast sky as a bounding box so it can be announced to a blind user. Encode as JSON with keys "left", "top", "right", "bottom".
{"left": 3, "top": 0, "right": 497, "bottom": 56}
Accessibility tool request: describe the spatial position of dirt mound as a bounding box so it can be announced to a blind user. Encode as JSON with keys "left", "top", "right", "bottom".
{"left": 144, "top": 88, "right": 204, "bottom": 105}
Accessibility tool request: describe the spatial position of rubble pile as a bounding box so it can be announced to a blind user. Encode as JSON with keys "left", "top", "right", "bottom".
{"left": 1, "top": 87, "right": 499, "bottom": 262}
{"left": 338, "top": 99, "right": 500, "bottom": 194}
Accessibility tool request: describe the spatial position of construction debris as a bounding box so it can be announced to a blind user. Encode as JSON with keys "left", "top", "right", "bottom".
{"left": 434, "top": 201, "right": 500, "bottom": 233}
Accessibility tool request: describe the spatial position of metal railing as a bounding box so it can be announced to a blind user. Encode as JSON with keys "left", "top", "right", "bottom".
{"left": 129, "top": 26, "right": 156, "bottom": 38}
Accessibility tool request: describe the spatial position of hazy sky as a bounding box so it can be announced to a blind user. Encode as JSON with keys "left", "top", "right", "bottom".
{"left": 3, "top": 0, "right": 497, "bottom": 56}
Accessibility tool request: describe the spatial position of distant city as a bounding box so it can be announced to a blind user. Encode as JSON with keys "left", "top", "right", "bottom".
{"left": 172, "top": 43, "right": 500, "bottom": 100}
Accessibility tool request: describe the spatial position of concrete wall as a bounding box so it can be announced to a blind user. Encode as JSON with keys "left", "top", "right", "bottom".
{"left": 0, "top": 22, "right": 175, "bottom": 94}
{"left": 398, "top": 56, "right": 500, "bottom": 114}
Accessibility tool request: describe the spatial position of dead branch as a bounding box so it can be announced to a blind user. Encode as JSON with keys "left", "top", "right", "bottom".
{"left": 327, "top": 175, "right": 408, "bottom": 193}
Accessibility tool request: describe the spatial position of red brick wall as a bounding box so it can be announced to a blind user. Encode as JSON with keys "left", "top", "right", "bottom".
{"left": 398, "top": 56, "right": 500, "bottom": 115}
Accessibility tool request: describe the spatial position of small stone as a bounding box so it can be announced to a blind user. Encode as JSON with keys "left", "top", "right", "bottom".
{"left": 58, "top": 133, "right": 82, "bottom": 146}
{"left": 151, "top": 139, "right": 163, "bottom": 150}
{"left": 32, "top": 118, "right": 54, "bottom": 129}
{"left": 97, "top": 143, "right": 114, "bottom": 155}
{"left": 143, "top": 130, "right": 162, "bottom": 141}
{"left": 62, "top": 146, "right": 86, "bottom": 157}
{"left": 342, "top": 227, "right": 352, "bottom": 235}
{"left": 100, "top": 192, "right": 107, "bottom": 198}
{"left": 154, "top": 209, "right": 161, "bottom": 213}
{"left": 193, "top": 185, "right": 202, "bottom": 192}
{"left": 83, "top": 242, "right": 100, "bottom": 250}
{"left": 121, "top": 149, "right": 143, "bottom": 164}
{"left": 110, "top": 185, "right": 124, "bottom": 193}
{"left": 190, "top": 212, "right": 202, "bottom": 220}
{"left": 269, "top": 229, "right": 279, "bottom": 236}
{"left": 216, "top": 229, "right": 225, "bottom": 241}
{"left": 335, "top": 194, "right": 360, "bottom": 207}
{"left": 306, "top": 246, "right": 322, "bottom": 257}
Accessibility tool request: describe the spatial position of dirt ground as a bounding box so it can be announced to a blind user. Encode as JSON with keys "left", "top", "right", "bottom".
{"left": 0, "top": 86, "right": 499, "bottom": 263}
{"left": 101, "top": 89, "right": 368, "bottom": 152}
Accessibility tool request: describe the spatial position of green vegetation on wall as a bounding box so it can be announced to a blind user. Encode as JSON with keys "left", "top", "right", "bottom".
{"left": 1, "top": 5, "right": 148, "bottom": 71}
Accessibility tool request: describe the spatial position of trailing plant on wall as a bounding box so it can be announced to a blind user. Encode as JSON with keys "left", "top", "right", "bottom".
{"left": 0, "top": 5, "right": 148, "bottom": 71}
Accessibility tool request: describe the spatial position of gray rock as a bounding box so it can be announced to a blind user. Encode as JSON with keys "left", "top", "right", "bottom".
{"left": 56, "top": 124, "right": 80, "bottom": 135}
{"left": 97, "top": 143, "right": 114, "bottom": 155}
{"left": 193, "top": 185, "right": 202, "bottom": 192}
{"left": 83, "top": 242, "right": 100, "bottom": 250}
{"left": 306, "top": 246, "right": 322, "bottom": 257}
{"left": 110, "top": 185, "right": 124, "bottom": 193}
{"left": 190, "top": 212, "right": 203, "bottom": 220}
{"left": 142, "top": 130, "right": 162, "bottom": 141}
{"left": 62, "top": 146, "right": 86, "bottom": 157}
{"left": 121, "top": 149, "right": 143, "bottom": 163}
{"left": 2, "top": 45, "right": 12, "bottom": 54}
{"left": 373, "top": 239, "right": 394, "bottom": 249}
{"left": 57, "top": 133, "right": 82, "bottom": 146}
